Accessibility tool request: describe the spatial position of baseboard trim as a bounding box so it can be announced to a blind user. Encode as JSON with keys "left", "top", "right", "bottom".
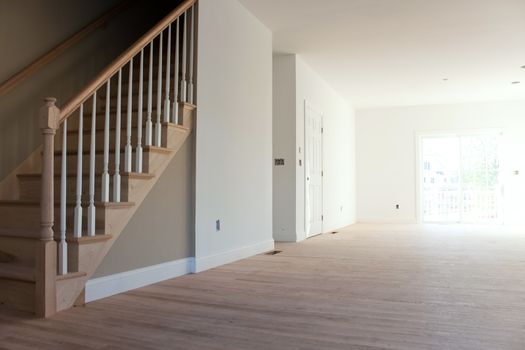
{"left": 273, "top": 233, "right": 298, "bottom": 242}
{"left": 86, "top": 257, "right": 194, "bottom": 303}
{"left": 194, "top": 239, "right": 274, "bottom": 273}
{"left": 357, "top": 218, "right": 418, "bottom": 224}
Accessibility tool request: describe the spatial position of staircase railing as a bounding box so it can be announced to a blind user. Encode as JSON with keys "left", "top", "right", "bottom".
{"left": 37, "top": 0, "right": 197, "bottom": 315}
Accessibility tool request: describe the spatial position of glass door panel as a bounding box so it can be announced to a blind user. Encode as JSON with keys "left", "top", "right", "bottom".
{"left": 421, "top": 136, "right": 461, "bottom": 223}
{"left": 421, "top": 132, "right": 502, "bottom": 224}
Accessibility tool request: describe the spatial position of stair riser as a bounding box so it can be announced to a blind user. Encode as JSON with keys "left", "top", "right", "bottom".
{"left": 57, "top": 128, "right": 142, "bottom": 153}
{"left": 98, "top": 92, "right": 163, "bottom": 109}
{"left": 0, "top": 237, "right": 37, "bottom": 266}
{"left": 17, "top": 175, "right": 145, "bottom": 203}
{"left": 59, "top": 123, "right": 188, "bottom": 153}
{"left": 53, "top": 150, "right": 164, "bottom": 174}
{"left": 66, "top": 242, "right": 106, "bottom": 280}
{"left": 0, "top": 204, "right": 108, "bottom": 232}
{"left": 162, "top": 126, "right": 189, "bottom": 149}
{"left": 67, "top": 112, "right": 148, "bottom": 132}
{"left": 64, "top": 103, "right": 188, "bottom": 133}
{"left": 0, "top": 279, "right": 35, "bottom": 313}
{"left": 96, "top": 94, "right": 188, "bottom": 115}
{"left": 67, "top": 111, "right": 178, "bottom": 133}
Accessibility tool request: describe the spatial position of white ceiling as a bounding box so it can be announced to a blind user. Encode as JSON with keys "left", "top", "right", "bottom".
{"left": 238, "top": 0, "right": 525, "bottom": 108}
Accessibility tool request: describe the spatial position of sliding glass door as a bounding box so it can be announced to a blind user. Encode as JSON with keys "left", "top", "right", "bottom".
{"left": 420, "top": 132, "right": 502, "bottom": 224}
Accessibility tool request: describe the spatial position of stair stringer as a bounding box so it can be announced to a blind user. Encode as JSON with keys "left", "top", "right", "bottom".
{"left": 57, "top": 105, "right": 195, "bottom": 311}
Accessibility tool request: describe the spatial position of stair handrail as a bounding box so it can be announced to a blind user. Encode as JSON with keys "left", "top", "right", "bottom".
{"left": 0, "top": 1, "right": 130, "bottom": 97}
{"left": 59, "top": 0, "right": 196, "bottom": 122}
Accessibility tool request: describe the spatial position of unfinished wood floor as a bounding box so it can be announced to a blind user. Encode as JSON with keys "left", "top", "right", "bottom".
{"left": 2, "top": 224, "right": 525, "bottom": 350}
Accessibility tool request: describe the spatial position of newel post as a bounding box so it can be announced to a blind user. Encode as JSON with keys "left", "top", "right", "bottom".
{"left": 35, "top": 97, "right": 60, "bottom": 318}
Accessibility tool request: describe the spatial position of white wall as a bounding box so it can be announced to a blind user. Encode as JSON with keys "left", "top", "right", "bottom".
{"left": 273, "top": 54, "right": 356, "bottom": 241}
{"left": 295, "top": 56, "right": 356, "bottom": 239}
{"left": 195, "top": 0, "right": 273, "bottom": 271}
{"left": 356, "top": 100, "right": 525, "bottom": 224}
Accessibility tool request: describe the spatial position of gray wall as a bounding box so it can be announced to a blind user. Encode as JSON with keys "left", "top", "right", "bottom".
{"left": 0, "top": 0, "right": 171, "bottom": 180}
{"left": 93, "top": 135, "right": 195, "bottom": 278}
{"left": 272, "top": 54, "right": 297, "bottom": 241}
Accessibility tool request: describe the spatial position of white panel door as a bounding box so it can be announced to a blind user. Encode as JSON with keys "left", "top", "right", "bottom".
{"left": 305, "top": 102, "right": 323, "bottom": 237}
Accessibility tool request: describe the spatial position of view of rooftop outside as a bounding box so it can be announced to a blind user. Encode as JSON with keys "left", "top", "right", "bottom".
{"left": 421, "top": 133, "right": 502, "bottom": 224}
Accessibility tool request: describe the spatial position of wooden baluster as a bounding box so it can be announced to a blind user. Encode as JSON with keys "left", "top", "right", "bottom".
{"left": 188, "top": 5, "right": 195, "bottom": 104}
{"left": 136, "top": 50, "right": 144, "bottom": 173}
{"left": 145, "top": 41, "right": 153, "bottom": 146}
{"left": 164, "top": 24, "right": 171, "bottom": 123}
{"left": 58, "top": 119, "right": 68, "bottom": 275}
{"left": 87, "top": 92, "right": 97, "bottom": 237}
{"left": 73, "top": 104, "right": 84, "bottom": 237}
{"left": 125, "top": 58, "right": 133, "bottom": 172}
{"left": 101, "top": 79, "right": 111, "bottom": 202}
{"left": 114, "top": 70, "right": 122, "bottom": 202}
{"left": 37, "top": 97, "right": 59, "bottom": 318}
{"left": 181, "top": 11, "right": 187, "bottom": 102}
{"left": 172, "top": 18, "right": 180, "bottom": 124}
{"left": 155, "top": 32, "right": 163, "bottom": 147}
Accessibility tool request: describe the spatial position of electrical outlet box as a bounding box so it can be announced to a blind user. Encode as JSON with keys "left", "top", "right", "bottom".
{"left": 216, "top": 219, "right": 221, "bottom": 231}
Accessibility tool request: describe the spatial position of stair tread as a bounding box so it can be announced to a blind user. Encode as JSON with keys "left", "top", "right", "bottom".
{"left": 56, "top": 271, "right": 87, "bottom": 281}
{"left": 67, "top": 233, "right": 113, "bottom": 244}
{"left": 0, "top": 263, "right": 35, "bottom": 282}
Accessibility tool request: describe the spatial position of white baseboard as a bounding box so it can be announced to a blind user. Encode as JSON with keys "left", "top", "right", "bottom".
{"left": 86, "top": 257, "right": 194, "bottom": 303}
{"left": 86, "top": 240, "right": 275, "bottom": 302}
{"left": 356, "top": 218, "right": 418, "bottom": 224}
{"left": 194, "top": 239, "right": 274, "bottom": 273}
{"left": 273, "top": 232, "right": 298, "bottom": 242}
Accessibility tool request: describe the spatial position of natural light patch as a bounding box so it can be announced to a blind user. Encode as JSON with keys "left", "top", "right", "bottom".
{"left": 421, "top": 132, "right": 502, "bottom": 224}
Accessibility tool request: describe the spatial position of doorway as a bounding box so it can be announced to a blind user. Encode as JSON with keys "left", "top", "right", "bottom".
{"left": 419, "top": 131, "right": 503, "bottom": 224}
{"left": 304, "top": 101, "right": 323, "bottom": 237}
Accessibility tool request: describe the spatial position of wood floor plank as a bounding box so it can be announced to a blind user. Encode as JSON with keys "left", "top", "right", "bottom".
{"left": 2, "top": 224, "right": 525, "bottom": 349}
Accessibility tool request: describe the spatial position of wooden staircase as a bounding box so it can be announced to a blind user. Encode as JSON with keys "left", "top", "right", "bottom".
{"left": 0, "top": 0, "right": 197, "bottom": 317}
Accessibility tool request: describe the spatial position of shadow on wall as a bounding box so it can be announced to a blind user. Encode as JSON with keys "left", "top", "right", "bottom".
{"left": 0, "top": 0, "right": 180, "bottom": 181}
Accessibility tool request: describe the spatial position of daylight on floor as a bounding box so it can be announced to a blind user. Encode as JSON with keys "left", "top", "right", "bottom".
{"left": 1, "top": 0, "right": 525, "bottom": 349}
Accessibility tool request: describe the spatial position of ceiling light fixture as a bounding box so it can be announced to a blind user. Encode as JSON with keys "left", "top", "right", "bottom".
{"left": 511, "top": 81, "right": 520, "bottom": 84}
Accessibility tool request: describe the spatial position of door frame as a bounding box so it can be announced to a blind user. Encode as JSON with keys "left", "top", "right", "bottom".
{"left": 304, "top": 99, "right": 324, "bottom": 237}
{"left": 415, "top": 128, "right": 504, "bottom": 224}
